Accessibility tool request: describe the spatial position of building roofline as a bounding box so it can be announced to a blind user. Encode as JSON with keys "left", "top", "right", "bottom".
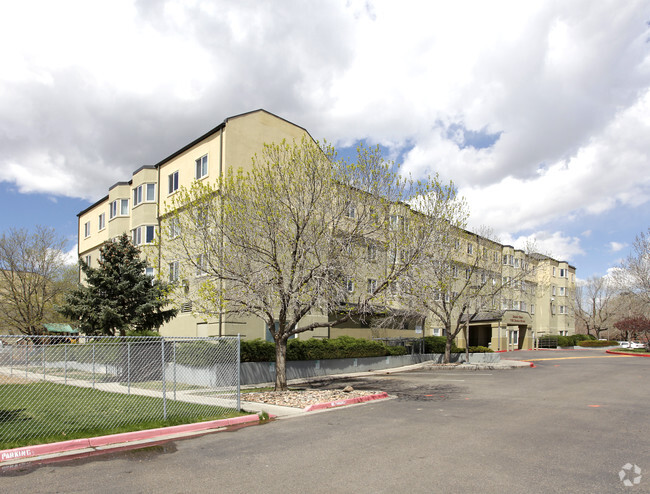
{"left": 77, "top": 195, "right": 109, "bottom": 217}
{"left": 78, "top": 109, "right": 314, "bottom": 218}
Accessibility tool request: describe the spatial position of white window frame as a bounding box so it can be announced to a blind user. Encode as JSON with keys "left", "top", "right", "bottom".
{"left": 196, "top": 253, "right": 208, "bottom": 276}
{"left": 168, "top": 171, "right": 179, "bottom": 194}
{"left": 346, "top": 279, "right": 355, "bottom": 293}
{"left": 169, "top": 217, "right": 181, "bottom": 239}
{"left": 195, "top": 155, "right": 208, "bottom": 180}
{"left": 98, "top": 213, "right": 105, "bottom": 231}
{"left": 467, "top": 243, "right": 473, "bottom": 255}
{"left": 345, "top": 202, "right": 356, "bottom": 219}
{"left": 84, "top": 255, "right": 91, "bottom": 267}
{"left": 559, "top": 286, "right": 565, "bottom": 296}
{"left": 133, "top": 183, "right": 156, "bottom": 207}
{"left": 132, "top": 225, "right": 156, "bottom": 246}
{"left": 84, "top": 221, "right": 91, "bottom": 238}
{"left": 367, "top": 278, "right": 377, "bottom": 293}
{"left": 531, "top": 304, "right": 535, "bottom": 315}
{"left": 367, "top": 244, "right": 377, "bottom": 261}
{"left": 169, "top": 261, "right": 180, "bottom": 282}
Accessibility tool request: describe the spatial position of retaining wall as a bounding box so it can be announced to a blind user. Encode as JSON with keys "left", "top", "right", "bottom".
{"left": 241, "top": 352, "right": 500, "bottom": 385}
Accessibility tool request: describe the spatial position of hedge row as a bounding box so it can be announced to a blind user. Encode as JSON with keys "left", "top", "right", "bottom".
{"left": 421, "top": 337, "right": 493, "bottom": 354}
{"left": 240, "top": 336, "right": 407, "bottom": 362}
{"left": 577, "top": 340, "right": 619, "bottom": 347}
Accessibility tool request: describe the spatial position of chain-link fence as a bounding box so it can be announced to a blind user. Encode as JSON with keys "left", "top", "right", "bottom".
{"left": 0, "top": 335, "right": 240, "bottom": 449}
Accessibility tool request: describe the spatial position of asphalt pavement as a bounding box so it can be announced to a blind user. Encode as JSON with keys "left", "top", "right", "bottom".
{"left": 1, "top": 348, "right": 648, "bottom": 493}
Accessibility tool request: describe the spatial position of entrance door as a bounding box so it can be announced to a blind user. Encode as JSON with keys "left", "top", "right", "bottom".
{"left": 509, "top": 330, "right": 519, "bottom": 349}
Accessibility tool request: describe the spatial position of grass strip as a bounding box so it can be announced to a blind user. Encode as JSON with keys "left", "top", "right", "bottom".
{"left": 0, "top": 381, "right": 244, "bottom": 450}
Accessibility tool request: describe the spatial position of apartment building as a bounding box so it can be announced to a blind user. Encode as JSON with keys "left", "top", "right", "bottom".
{"left": 78, "top": 109, "right": 576, "bottom": 348}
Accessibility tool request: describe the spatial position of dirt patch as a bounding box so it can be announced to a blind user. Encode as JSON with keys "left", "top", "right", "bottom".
{"left": 302, "top": 376, "right": 466, "bottom": 402}
{"left": 0, "top": 374, "right": 34, "bottom": 385}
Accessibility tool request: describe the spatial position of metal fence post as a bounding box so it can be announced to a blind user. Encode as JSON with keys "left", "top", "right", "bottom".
{"left": 10, "top": 342, "right": 13, "bottom": 376}
{"left": 92, "top": 343, "right": 96, "bottom": 390}
{"left": 127, "top": 341, "right": 131, "bottom": 395}
{"left": 236, "top": 335, "right": 241, "bottom": 405}
{"left": 173, "top": 340, "right": 177, "bottom": 401}
{"left": 161, "top": 338, "right": 167, "bottom": 420}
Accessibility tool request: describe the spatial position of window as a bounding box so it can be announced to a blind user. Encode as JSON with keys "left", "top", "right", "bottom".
{"left": 559, "top": 268, "right": 567, "bottom": 278}
{"left": 133, "top": 183, "right": 156, "bottom": 206}
{"left": 520, "top": 301, "right": 527, "bottom": 312}
{"left": 346, "top": 279, "right": 355, "bottom": 293}
{"left": 553, "top": 267, "right": 556, "bottom": 276}
{"left": 467, "top": 243, "right": 473, "bottom": 255}
{"left": 145, "top": 267, "right": 154, "bottom": 277}
{"left": 551, "top": 304, "right": 556, "bottom": 315}
{"left": 195, "top": 155, "right": 208, "bottom": 179}
{"left": 512, "top": 300, "right": 519, "bottom": 310}
{"left": 98, "top": 213, "right": 105, "bottom": 231}
{"left": 559, "top": 305, "right": 566, "bottom": 314}
{"left": 432, "top": 328, "right": 443, "bottom": 337}
{"left": 84, "top": 255, "right": 91, "bottom": 267}
{"left": 552, "top": 285, "right": 556, "bottom": 296}
{"left": 168, "top": 171, "right": 179, "bottom": 194}
{"left": 169, "top": 217, "right": 181, "bottom": 238}
{"left": 465, "top": 268, "right": 471, "bottom": 280}
{"left": 559, "top": 287, "right": 565, "bottom": 296}
{"left": 110, "top": 198, "right": 129, "bottom": 219}
{"left": 503, "top": 255, "right": 508, "bottom": 265}
{"left": 389, "top": 215, "right": 405, "bottom": 230}
{"left": 169, "top": 261, "right": 179, "bottom": 282}
{"left": 454, "top": 239, "right": 460, "bottom": 250}
{"left": 345, "top": 203, "right": 356, "bottom": 218}
{"left": 367, "top": 244, "right": 377, "bottom": 261}
{"left": 196, "top": 253, "right": 208, "bottom": 276}
{"left": 531, "top": 304, "right": 535, "bottom": 315}
{"left": 83, "top": 221, "right": 91, "bottom": 238}
{"left": 514, "top": 258, "right": 520, "bottom": 268}
{"left": 452, "top": 265, "right": 459, "bottom": 278}
{"left": 509, "top": 255, "right": 514, "bottom": 265}
{"left": 493, "top": 252, "right": 499, "bottom": 263}
{"left": 367, "top": 278, "right": 377, "bottom": 293}
{"left": 132, "top": 225, "right": 156, "bottom": 246}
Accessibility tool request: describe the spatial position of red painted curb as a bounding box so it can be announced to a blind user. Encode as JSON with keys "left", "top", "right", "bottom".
{"left": 606, "top": 350, "right": 650, "bottom": 357}
{"left": 303, "top": 392, "right": 389, "bottom": 412}
{"left": 0, "top": 414, "right": 260, "bottom": 463}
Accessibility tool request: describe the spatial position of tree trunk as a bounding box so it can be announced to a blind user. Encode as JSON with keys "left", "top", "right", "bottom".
{"left": 275, "top": 337, "right": 288, "bottom": 391}
{"left": 444, "top": 335, "right": 452, "bottom": 364}
{"left": 464, "top": 320, "right": 470, "bottom": 362}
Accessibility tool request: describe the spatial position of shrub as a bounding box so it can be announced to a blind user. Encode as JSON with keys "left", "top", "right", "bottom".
{"left": 557, "top": 336, "right": 570, "bottom": 347}
{"left": 423, "top": 336, "right": 463, "bottom": 354}
{"left": 240, "top": 336, "right": 407, "bottom": 362}
{"left": 468, "top": 346, "right": 493, "bottom": 353}
{"left": 240, "top": 339, "right": 275, "bottom": 362}
{"left": 578, "top": 340, "right": 619, "bottom": 347}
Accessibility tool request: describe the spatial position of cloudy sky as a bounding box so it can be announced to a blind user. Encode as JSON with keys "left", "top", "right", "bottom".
{"left": 1, "top": 0, "right": 648, "bottom": 277}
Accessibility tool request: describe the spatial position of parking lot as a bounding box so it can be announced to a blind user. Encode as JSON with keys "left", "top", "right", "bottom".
{"left": 1, "top": 349, "right": 648, "bottom": 493}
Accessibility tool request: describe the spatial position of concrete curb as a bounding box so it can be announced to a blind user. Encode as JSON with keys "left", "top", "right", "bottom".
{"left": 303, "top": 392, "right": 389, "bottom": 412}
{"left": 0, "top": 414, "right": 261, "bottom": 465}
{"left": 606, "top": 349, "right": 650, "bottom": 357}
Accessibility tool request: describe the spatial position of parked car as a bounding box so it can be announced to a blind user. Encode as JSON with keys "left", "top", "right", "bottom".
{"left": 618, "top": 341, "right": 646, "bottom": 349}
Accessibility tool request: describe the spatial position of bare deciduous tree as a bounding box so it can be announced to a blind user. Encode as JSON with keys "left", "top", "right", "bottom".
{"left": 0, "top": 226, "right": 72, "bottom": 335}
{"left": 616, "top": 228, "right": 650, "bottom": 309}
{"left": 573, "top": 275, "right": 617, "bottom": 339}
{"left": 163, "top": 137, "right": 461, "bottom": 389}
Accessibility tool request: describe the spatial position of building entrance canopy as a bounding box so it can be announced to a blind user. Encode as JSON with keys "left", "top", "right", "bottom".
{"left": 463, "top": 310, "right": 532, "bottom": 327}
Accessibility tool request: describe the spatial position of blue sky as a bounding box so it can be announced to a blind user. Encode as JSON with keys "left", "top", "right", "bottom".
{"left": 0, "top": 0, "right": 649, "bottom": 279}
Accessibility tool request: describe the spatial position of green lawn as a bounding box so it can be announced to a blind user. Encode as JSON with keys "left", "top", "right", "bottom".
{"left": 0, "top": 381, "right": 244, "bottom": 450}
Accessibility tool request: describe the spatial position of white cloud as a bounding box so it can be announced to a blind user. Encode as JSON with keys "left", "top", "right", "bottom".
{"left": 501, "top": 230, "right": 584, "bottom": 262}
{"left": 609, "top": 242, "right": 628, "bottom": 253}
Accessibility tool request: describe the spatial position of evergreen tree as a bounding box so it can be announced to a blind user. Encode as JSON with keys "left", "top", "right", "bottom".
{"left": 59, "top": 234, "right": 177, "bottom": 336}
